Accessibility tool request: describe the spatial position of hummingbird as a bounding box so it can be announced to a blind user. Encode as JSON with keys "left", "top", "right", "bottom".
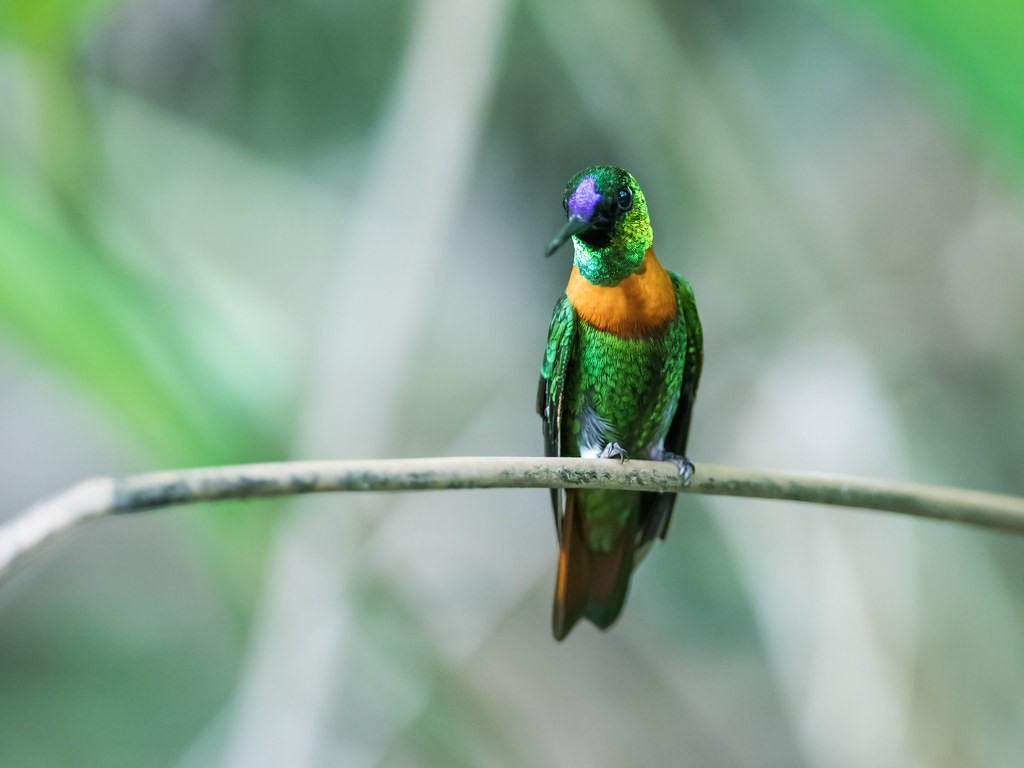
{"left": 538, "top": 165, "right": 703, "bottom": 640}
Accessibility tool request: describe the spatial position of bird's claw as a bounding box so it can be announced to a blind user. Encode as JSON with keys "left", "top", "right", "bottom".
{"left": 598, "top": 442, "right": 629, "bottom": 463}
{"left": 653, "top": 450, "right": 694, "bottom": 485}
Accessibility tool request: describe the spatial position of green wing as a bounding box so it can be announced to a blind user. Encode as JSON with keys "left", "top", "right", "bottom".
{"left": 536, "top": 293, "right": 578, "bottom": 538}
{"left": 639, "top": 273, "right": 703, "bottom": 545}
{"left": 664, "top": 273, "right": 703, "bottom": 460}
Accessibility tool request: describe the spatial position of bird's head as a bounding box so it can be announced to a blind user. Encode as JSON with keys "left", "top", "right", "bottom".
{"left": 545, "top": 165, "right": 653, "bottom": 286}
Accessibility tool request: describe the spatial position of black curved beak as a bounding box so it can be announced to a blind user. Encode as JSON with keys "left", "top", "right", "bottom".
{"left": 545, "top": 215, "right": 592, "bottom": 258}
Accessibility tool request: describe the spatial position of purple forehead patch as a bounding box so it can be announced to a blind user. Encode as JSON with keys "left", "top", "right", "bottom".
{"left": 568, "top": 175, "right": 601, "bottom": 219}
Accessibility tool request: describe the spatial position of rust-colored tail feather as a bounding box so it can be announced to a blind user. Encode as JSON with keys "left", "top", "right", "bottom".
{"left": 552, "top": 491, "right": 588, "bottom": 640}
{"left": 552, "top": 490, "right": 636, "bottom": 641}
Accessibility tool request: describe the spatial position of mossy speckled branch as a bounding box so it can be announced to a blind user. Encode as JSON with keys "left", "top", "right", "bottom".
{"left": 2, "top": 457, "right": 1024, "bottom": 582}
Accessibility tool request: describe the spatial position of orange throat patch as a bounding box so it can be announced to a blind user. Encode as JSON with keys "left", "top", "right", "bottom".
{"left": 566, "top": 248, "right": 678, "bottom": 337}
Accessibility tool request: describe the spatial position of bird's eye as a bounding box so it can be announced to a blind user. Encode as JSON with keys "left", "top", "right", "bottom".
{"left": 562, "top": 197, "right": 569, "bottom": 214}
{"left": 617, "top": 186, "right": 633, "bottom": 211}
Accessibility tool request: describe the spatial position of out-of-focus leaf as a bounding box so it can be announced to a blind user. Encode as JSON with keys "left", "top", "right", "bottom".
{"left": 0, "top": 0, "right": 118, "bottom": 48}
{"left": 826, "top": 0, "right": 1024, "bottom": 167}
{"left": 0, "top": 176, "right": 285, "bottom": 465}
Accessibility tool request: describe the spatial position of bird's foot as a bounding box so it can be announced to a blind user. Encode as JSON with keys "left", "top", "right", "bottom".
{"left": 651, "top": 449, "right": 695, "bottom": 485}
{"left": 598, "top": 442, "right": 629, "bottom": 463}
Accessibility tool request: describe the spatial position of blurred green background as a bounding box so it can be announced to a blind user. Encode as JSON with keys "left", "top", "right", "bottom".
{"left": 2, "top": 0, "right": 1024, "bottom": 765}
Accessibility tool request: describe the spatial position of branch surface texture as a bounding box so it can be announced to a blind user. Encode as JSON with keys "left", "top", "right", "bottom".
{"left": 3, "top": 457, "right": 1024, "bottom": 582}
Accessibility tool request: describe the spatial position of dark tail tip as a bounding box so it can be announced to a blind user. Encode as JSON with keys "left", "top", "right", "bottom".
{"left": 552, "top": 604, "right": 579, "bottom": 642}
